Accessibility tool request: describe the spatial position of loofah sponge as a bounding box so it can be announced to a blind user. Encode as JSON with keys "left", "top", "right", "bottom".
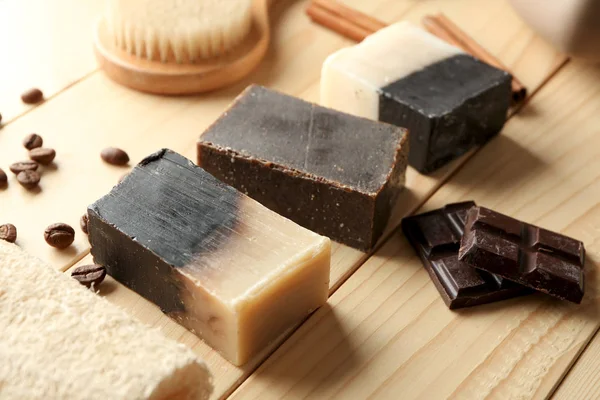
{"left": 0, "top": 240, "right": 213, "bottom": 400}
{"left": 105, "top": 0, "right": 254, "bottom": 63}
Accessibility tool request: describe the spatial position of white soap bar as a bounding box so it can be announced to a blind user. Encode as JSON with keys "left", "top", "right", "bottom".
{"left": 0, "top": 240, "right": 212, "bottom": 400}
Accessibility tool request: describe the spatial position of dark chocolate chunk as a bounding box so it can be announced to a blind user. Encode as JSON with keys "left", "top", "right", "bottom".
{"left": 198, "top": 85, "right": 409, "bottom": 251}
{"left": 458, "top": 206, "right": 585, "bottom": 303}
{"left": 379, "top": 54, "right": 511, "bottom": 173}
{"left": 402, "top": 202, "right": 530, "bottom": 309}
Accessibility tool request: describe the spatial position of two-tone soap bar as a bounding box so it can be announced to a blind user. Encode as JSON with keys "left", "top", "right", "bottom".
{"left": 198, "top": 85, "right": 409, "bottom": 251}
{"left": 88, "top": 149, "right": 331, "bottom": 365}
{"left": 321, "top": 21, "right": 512, "bottom": 173}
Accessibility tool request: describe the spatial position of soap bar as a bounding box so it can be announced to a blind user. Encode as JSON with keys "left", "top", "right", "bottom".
{"left": 402, "top": 201, "right": 530, "bottom": 309}
{"left": 88, "top": 149, "right": 331, "bottom": 365}
{"left": 0, "top": 240, "right": 212, "bottom": 400}
{"left": 198, "top": 85, "right": 409, "bottom": 251}
{"left": 321, "top": 21, "right": 512, "bottom": 173}
{"left": 459, "top": 206, "right": 585, "bottom": 303}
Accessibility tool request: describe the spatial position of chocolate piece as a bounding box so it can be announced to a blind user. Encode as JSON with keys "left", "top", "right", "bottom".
{"left": 402, "top": 202, "right": 530, "bottom": 309}
{"left": 459, "top": 206, "right": 585, "bottom": 303}
{"left": 198, "top": 85, "right": 409, "bottom": 251}
{"left": 88, "top": 149, "right": 330, "bottom": 365}
{"left": 321, "top": 21, "right": 511, "bottom": 173}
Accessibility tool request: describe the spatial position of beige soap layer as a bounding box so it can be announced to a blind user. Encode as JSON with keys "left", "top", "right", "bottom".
{"left": 320, "top": 21, "right": 463, "bottom": 119}
{"left": 0, "top": 240, "right": 212, "bottom": 400}
{"left": 172, "top": 197, "right": 331, "bottom": 365}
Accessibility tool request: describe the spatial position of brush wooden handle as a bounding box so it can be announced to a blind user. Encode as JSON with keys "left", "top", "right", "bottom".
{"left": 94, "top": 0, "right": 272, "bottom": 95}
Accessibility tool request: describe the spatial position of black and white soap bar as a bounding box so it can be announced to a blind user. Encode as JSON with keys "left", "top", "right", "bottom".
{"left": 87, "top": 149, "right": 330, "bottom": 366}
{"left": 321, "top": 21, "right": 512, "bottom": 173}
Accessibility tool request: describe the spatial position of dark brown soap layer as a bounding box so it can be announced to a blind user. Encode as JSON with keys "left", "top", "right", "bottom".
{"left": 198, "top": 85, "right": 409, "bottom": 251}
{"left": 402, "top": 201, "right": 531, "bottom": 309}
{"left": 459, "top": 206, "right": 585, "bottom": 303}
{"left": 88, "top": 149, "right": 240, "bottom": 313}
{"left": 380, "top": 54, "right": 512, "bottom": 173}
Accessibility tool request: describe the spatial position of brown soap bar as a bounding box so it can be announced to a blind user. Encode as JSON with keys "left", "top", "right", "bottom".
{"left": 459, "top": 206, "right": 585, "bottom": 303}
{"left": 402, "top": 202, "right": 531, "bottom": 309}
{"left": 198, "top": 85, "right": 409, "bottom": 251}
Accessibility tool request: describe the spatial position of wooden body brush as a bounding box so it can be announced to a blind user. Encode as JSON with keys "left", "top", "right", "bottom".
{"left": 94, "top": 0, "right": 273, "bottom": 95}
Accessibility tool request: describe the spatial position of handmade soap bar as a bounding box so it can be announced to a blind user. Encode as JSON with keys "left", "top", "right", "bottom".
{"left": 459, "top": 206, "right": 585, "bottom": 303}
{"left": 88, "top": 149, "right": 330, "bottom": 366}
{"left": 0, "top": 240, "right": 212, "bottom": 400}
{"left": 402, "top": 202, "right": 530, "bottom": 309}
{"left": 198, "top": 85, "right": 409, "bottom": 251}
{"left": 321, "top": 21, "right": 512, "bottom": 173}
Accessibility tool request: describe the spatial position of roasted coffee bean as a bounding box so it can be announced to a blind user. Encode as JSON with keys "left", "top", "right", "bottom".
{"left": 21, "top": 88, "right": 44, "bottom": 104}
{"left": 71, "top": 264, "right": 106, "bottom": 288}
{"left": 80, "top": 214, "right": 89, "bottom": 234}
{"left": 0, "top": 224, "right": 17, "bottom": 243}
{"left": 44, "top": 223, "right": 75, "bottom": 249}
{"left": 23, "top": 133, "right": 43, "bottom": 150}
{"left": 29, "top": 147, "right": 56, "bottom": 165}
{"left": 0, "top": 112, "right": 3, "bottom": 124}
{"left": 17, "top": 170, "right": 40, "bottom": 189}
{"left": 101, "top": 147, "right": 129, "bottom": 166}
{"left": 9, "top": 160, "right": 38, "bottom": 175}
{"left": 0, "top": 168, "right": 7, "bottom": 187}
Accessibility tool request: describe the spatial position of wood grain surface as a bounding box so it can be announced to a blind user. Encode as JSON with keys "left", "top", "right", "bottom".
{"left": 3, "top": 0, "right": 596, "bottom": 399}
{"left": 57, "top": 1, "right": 576, "bottom": 400}
{"left": 231, "top": 59, "right": 600, "bottom": 400}
{"left": 0, "top": 0, "right": 101, "bottom": 124}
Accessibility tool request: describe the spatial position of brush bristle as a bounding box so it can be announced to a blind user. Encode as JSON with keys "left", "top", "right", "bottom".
{"left": 105, "top": 0, "right": 254, "bottom": 63}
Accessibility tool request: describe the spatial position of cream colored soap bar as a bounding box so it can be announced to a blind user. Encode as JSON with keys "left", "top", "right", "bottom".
{"left": 88, "top": 149, "right": 331, "bottom": 365}
{"left": 0, "top": 240, "right": 212, "bottom": 400}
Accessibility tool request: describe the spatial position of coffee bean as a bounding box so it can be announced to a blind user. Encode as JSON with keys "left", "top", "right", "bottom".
{"left": 44, "top": 223, "right": 75, "bottom": 249}
{"left": 0, "top": 224, "right": 17, "bottom": 243}
{"left": 80, "top": 214, "right": 89, "bottom": 234}
{"left": 71, "top": 264, "right": 106, "bottom": 288}
{"left": 29, "top": 148, "right": 56, "bottom": 165}
{"left": 101, "top": 147, "right": 129, "bottom": 166}
{"left": 17, "top": 170, "right": 40, "bottom": 189}
{"left": 9, "top": 160, "right": 38, "bottom": 174}
{"left": 0, "top": 112, "right": 3, "bottom": 124}
{"left": 23, "top": 133, "right": 43, "bottom": 150}
{"left": 0, "top": 168, "right": 7, "bottom": 187}
{"left": 21, "top": 88, "right": 44, "bottom": 104}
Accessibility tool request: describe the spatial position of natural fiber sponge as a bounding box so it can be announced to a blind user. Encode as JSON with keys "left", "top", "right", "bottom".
{"left": 105, "top": 0, "right": 254, "bottom": 62}
{"left": 0, "top": 240, "right": 213, "bottom": 400}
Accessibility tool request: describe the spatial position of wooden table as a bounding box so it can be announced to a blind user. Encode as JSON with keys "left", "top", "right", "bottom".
{"left": 1, "top": 0, "right": 599, "bottom": 399}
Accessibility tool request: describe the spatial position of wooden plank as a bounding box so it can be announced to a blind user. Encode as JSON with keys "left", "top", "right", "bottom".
{"left": 552, "top": 330, "right": 600, "bottom": 400}
{"left": 0, "top": 0, "right": 565, "bottom": 273}
{"left": 231, "top": 59, "right": 600, "bottom": 400}
{"left": 0, "top": 0, "right": 101, "bottom": 124}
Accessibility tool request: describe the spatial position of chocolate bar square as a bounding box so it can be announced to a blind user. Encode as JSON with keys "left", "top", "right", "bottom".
{"left": 402, "top": 202, "right": 530, "bottom": 309}
{"left": 459, "top": 206, "right": 585, "bottom": 303}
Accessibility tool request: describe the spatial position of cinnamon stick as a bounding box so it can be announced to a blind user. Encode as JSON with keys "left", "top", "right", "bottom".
{"left": 305, "top": 0, "right": 527, "bottom": 104}
{"left": 312, "top": 0, "right": 386, "bottom": 33}
{"left": 306, "top": 4, "right": 371, "bottom": 42}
